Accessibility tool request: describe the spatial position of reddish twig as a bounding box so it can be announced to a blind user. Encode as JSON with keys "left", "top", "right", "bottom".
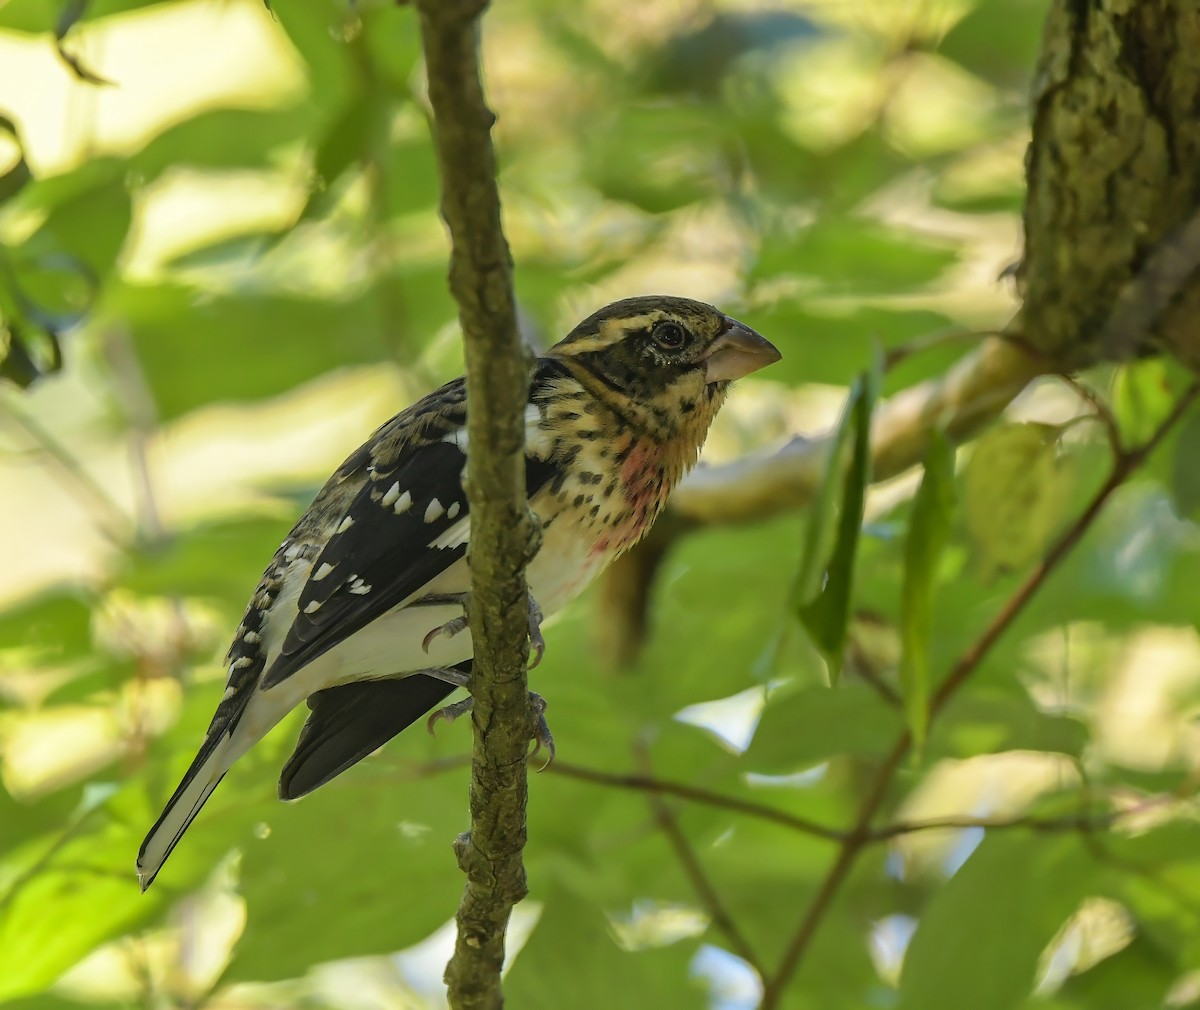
{"left": 633, "top": 742, "right": 766, "bottom": 977}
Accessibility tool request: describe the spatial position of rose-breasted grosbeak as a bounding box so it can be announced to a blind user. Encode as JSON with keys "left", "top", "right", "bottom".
{"left": 137, "top": 295, "right": 780, "bottom": 889}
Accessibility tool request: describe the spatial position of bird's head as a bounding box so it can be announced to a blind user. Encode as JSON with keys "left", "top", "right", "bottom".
{"left": 547, "top": 295, "right": 781, "bottom": 442}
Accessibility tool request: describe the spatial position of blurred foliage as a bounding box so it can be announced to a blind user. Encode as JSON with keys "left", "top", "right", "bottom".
{"left": 1, "top": 1, "right": 1200, "bottom": 1008}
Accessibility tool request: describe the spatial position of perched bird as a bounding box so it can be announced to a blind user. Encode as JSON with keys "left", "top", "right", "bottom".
{"left": 137, "top": 295, "right": 780, "bottom": 890}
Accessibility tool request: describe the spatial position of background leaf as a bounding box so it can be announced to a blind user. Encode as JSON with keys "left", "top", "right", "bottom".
{"left": 795, "top": 359, "right": 879, "bottom": 678}
{"left": 963, "top": 423, "right": 1073, "bottom": 578}
{"left": 899, "top": 429, "right": 956, "bottom": 751}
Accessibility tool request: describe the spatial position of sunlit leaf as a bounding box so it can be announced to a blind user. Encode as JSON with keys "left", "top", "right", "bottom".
{"left": 0, "top": 794, "right": 166, "bottom": 1001}
{"left": 54, "top": 0, "right": 114, "bottom": 85}
{"left": 962, "top": 422, "right": 1071, "bottom": 578}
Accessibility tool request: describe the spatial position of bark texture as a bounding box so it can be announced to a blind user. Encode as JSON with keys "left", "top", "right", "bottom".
{"left": 1020, "top": 0, "right": 1200, "bottom": 366}
{"left": 416, "top": 2, "right": 538, "bottom": 1007}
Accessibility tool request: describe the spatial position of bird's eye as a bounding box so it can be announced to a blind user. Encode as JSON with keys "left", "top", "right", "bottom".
{"left": 651, "top": 320, "right": 688, "bottom": 351}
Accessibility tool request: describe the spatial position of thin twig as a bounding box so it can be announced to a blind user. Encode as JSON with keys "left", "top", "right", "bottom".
{"left": 1050, "top": 372, "right": 1124, "bottom": 457}
{"left": 865, "top": 781, "right": 1199, "bottom": 840}
{"left": 633, "top": 743, "right": 766, "bottom": 977}
{"left": 0, "top": 396, "right": 131, "bottom": 543}
{"left": 544, "top": 761, "right": 845, "bottom": 842}
{"left": 869, "top": 811, "right": 1113, "bottom": 841}
{"left": 759, "top": 380, "right": 1200, "bottom": 1008}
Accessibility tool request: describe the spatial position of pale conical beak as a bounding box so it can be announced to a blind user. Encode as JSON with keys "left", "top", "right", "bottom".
{"left": 704, "top": 319, "right": 782, "bottom": 383}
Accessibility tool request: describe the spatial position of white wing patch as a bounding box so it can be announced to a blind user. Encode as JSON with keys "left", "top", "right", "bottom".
{"left": 431, "top": 516, "right": 471, "bottom": 551}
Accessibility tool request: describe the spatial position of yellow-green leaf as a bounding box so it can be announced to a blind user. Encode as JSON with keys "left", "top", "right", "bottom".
{"left": 962, "top": 422, "right": 1069, "bottom": 578}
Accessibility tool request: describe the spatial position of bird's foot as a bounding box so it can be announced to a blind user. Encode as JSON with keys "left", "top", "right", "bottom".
{"left": 426, "top": 690, "right": 556, "bottom": 769}
{"left": 413, "top": 592, "right": 469, "bottom": 652}
{"left": 527, "top": 691, "right": 555, "bottom": 768}
{"left": 414, "top": 590, "right": 546, "bottom": 669}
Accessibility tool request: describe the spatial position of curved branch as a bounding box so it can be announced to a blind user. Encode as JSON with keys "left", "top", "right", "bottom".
{"left": 672, "top": 336, "right": 1042, "bottom": 526}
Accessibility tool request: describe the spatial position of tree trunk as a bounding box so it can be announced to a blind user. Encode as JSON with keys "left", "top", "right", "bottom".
{"left": 1019, "top": 0, "right": 1200, "bottom": 367}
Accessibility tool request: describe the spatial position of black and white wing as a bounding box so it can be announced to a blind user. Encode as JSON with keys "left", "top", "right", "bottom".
{"left": 138, "top": 376, "right": 559, "bottom": 888}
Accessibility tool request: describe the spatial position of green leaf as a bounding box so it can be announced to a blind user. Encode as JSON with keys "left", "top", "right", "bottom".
{"left": 0, "top": 591, "right": 94, "bottom": 659}
{"left": 109, "top": 280, "right": 429, "bottom": 419}
{"left": 0, "top": 792, "right": 167, "bottom": 1001}
{"left": 743, "top": 683, "right": 902, "bottom": 773}
{"left": 117, "top": 517, "right": 293, "bottom": 605}
{"left": 130, "top": 105, "right": 316, "bottom": 182}
{"left": 751, "top": 217, "right": 960, "bottom": 297}
{"left": 227, "top": 771, "right": 473, "bottom": 981}
{"left": 0, "top": 113, "right": 32, "bottom": 205}
{"left": 900, "top": 833, "right": 1093, "bottom": 1010}
{"left": 934, "top": 691, "right": 1088, "bottom": 760}
{"left": 504, "top": 889, "right": 703, "bottom": 1010}
{"left": 1168, "top": 406, "right": 1200, "bottom": 517}
{"left": 1099, "top": 823, "right": 1200, "bottom": 966}
{"left": 1052, "top": 934, "right": 1175, "bottom": 1010}
{"left": 795, "top": 357, "right": 880, "bottom": 680}
{"left": 0, "top": 323, "right": 42, "bottom": 388}
{"left": 962, "top": 423, "right": 1071, "bottom": 578}
{"left": 899, "top": 430, "right": 956, "bottom": 751}
{"left": 16, "top": 159, "right": 130, "bottom": 282}
{"left": 0, "top": 0, "right": 170, "bottom": 36}
{"left": 54, "top": 0, "right": 114, "bottom": 86}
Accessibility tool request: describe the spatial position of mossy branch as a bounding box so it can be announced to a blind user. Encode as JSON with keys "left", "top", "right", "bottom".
{"left": 415, "top": 2, "right": 536, "bottom": 1007}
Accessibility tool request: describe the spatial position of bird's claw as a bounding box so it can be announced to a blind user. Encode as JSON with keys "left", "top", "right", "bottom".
{"left": 528, "top": 691, "right": 555, "bottom": 770}
{"left": 421, "top": 614, "right": 468, "bottom": 653}
{"left": 426, "top": 690, "right": 556, "bottom": 769}
{"left": 527, "top": 595, "right": 546, "bottom": 670}
{"left": 426, "top": 695, "right": 474, "bottom": 735}
{"left": 415, "top": 590, "right": 546, "bottom": 670}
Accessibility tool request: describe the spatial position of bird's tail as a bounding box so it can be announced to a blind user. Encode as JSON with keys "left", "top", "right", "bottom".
{"left": 136, "top": 728, "right": 236, "bottom": 891}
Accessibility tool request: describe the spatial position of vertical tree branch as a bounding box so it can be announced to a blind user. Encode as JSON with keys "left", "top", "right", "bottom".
{"left": 415, "top": 3, "right": 537, "bottom": 1008}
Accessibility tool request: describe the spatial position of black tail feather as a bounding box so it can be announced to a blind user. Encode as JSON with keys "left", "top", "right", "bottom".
{"left": 277, "top": 667, "right": 466, "bottom": 800}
